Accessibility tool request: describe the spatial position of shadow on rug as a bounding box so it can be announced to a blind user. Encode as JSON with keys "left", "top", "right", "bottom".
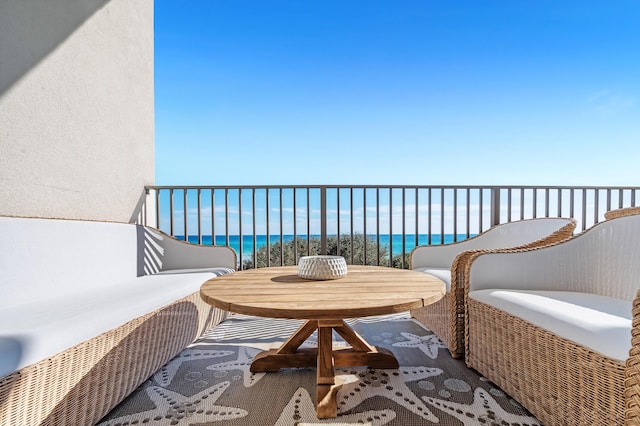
{"left": 97, "top": 313, "right": 541, "bottom": 425}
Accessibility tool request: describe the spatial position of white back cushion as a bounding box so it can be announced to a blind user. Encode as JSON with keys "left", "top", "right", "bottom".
{"left": 464, "top": 218, "right": 571, "bottom": 248}
{"left": 468, "top": 214, "right": 640, "bottom": 301}
{"left": 142, "top": 227, "right": 236, "bottom": 272}
{"left": 411, "top": 218, "right": 573, "bottom": 269}
{"left": 0, "top": 217, "right": 138, "bottom": 308}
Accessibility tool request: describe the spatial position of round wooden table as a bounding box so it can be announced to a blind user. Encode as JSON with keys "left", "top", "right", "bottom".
{"left": 200, "top": 265, "right": 445, "bottom": 419}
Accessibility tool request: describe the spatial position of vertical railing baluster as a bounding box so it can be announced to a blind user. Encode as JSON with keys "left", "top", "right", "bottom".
{"left": 557, "top": 188, "right": 562, "bottom": 217}
{"left": 320, "top": 186, "right": 327, "bottom": 255}
{"left": 306, "top": 188, "right": 311, "bottom": 256}
{"left": 387, "top": 188, "right": 392, "bottom": 266}
{"left": 183, "top": 189, "right": 188, "bottom": 241}
{"left": 349, "top": 188, "right": 354, "bottom": 264}
{"left": 337, "top": 187, "right": 342, "bottom": 256}
{"left": 427, "top": 188, "right": 432, "bottom": 245}
{"left": 440, "top": 188, "right": 445, "bottom": 244}
{"left": 169, "top": 188, "right": 175, "bottom": 237}
{"left": 376, "top": 188, "right": 382, "bottom": 265}
{"left": 581, "top": 188, "right": 587, "bottom": 231}
{"left": 490, "top": 187, "right": 500, "bottom": 227}
{"left": 414, "top": 188, "right": 419, "bottom": 249}
{"left": 252, "top": 189, "right": 257, "bottom": 269}
{"left": 570, "top": 188, "right": 575, "bottom": 223}
{"left": 266, "top": 188, "right": 270, "bottom": 266}
{"left": 238, "top": 188, "right": 243, "bottom": 267}
{"left": 376, "top": 187, "right": 381, "bottom": 265}
{"left": 155, "top": 188, "right": 160, "bottom": 232}
{"left": 211, "top": 189, "right": 215, "bottom": 246}
{"left": 224, "top": 188, "right": 230, "bottom": 246}
{"left": 453, "top": 188, "right": 458, "bottom": 242}
{"left": 279, "top": 188, "right": 284, "bottom": 265}
{"left": 401, "top": 187, "right": 406, "bottom": 268}
{"left": 363, "top": 187, "right": 367, "bottom": 265}
{"left": 594, "top": 188, "right": 600, "bottom": 223}
{"left": 293, "top": 188, "right": 298, "bottom": 263}
{"left": 544, "top": 188, "right": 550, "bottom": 218}
{"left": 197, "top": 189, "right": 202, "bottom": 244}
{"left": 479, "top": 188, "right": 484, "bottom": 233}
{"left": 466, "top": 188, "right": 471, "bottom": 239}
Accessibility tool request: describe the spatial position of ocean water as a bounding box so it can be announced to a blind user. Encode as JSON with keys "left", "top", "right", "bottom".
{"left": 178, "top": 234, "right": 473, "bottom": 258}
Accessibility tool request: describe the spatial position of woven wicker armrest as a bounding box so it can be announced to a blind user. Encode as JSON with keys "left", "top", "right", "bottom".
{"left": 446, "top": 248, "right": 492, "bottom": 356}
{"left": 606, "top": 207, "right": 640, "bottom": 220}
{"left": 625, "top": 289, "right": 640, "bottom": 424}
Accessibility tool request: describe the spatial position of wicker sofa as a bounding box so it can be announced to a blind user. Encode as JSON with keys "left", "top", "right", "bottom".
{"left": 464, "top": 209, "right": 640, "bottom": 425}
{"left": 409, "top": 217, "right": 576, "bottom": 358}
{"left": 0, "top": 216, "right": 236, "bottom": 426}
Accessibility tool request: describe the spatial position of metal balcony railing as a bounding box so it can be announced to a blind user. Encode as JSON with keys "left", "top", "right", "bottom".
{"left": 139, "top": 185, "right": 640, "bottom": 270}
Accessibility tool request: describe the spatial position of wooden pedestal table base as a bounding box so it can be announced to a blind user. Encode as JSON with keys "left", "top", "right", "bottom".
{"left": 250, "top": 319, "right": 400, "bottom": 418}
{"left": 199, "top": 265, "right": 445, "bottom": 419}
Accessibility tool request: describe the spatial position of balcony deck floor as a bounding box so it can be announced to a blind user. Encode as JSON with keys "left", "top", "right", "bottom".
{"left": 97, "top": 313, "right": 541, "bottom": 425}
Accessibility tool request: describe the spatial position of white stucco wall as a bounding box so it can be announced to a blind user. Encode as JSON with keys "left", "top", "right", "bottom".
{"left": 0, "top": 0, "right": 154, "bottom": 222}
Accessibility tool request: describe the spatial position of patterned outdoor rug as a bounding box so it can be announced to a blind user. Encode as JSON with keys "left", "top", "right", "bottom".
{"left": 97, "top": 313, "right": 541, "bottom": 425}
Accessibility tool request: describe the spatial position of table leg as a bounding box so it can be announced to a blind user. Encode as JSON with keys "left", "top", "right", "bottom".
{"left": 316, "top": 321, "right": 342, "bottom": 418}
{"left": 249, "top": 318, "right": 399, "bottom": 418}
{"left": 277, "top": 320, "right": 318, "bottom": 354}
{"left": 251, "top": 321, "right": 318, "bottom": 372}
{"left": 332, "top": 321, "right": 399, "bottom": 369}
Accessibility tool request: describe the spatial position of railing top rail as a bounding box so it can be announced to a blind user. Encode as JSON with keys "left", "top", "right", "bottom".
{"left": 147, "top": 185, "right": 640, "bottom": 191}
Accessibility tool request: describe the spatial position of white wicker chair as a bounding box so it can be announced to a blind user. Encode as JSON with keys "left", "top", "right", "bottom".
{"left": 409, "top": 217, "right": 576, "bottom": 358}
{"left": 463, "top": 209, "right": 640, "bottom": 425}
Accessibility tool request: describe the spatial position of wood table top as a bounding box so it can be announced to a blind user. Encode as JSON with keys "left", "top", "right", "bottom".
{"left": 200, "top": 265, "right": 445, "bottom": 320}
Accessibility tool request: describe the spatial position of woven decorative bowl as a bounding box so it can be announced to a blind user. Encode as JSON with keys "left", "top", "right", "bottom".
{"left": 297, "top": 255, "right": 348, "bottom": 280}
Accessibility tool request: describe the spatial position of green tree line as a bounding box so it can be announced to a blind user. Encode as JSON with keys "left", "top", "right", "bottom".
{"left": 242, "top": 233, "right": 411, "bottom": 270}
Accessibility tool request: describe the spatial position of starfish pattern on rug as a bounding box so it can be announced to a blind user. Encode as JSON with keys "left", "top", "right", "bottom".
{"left": 423, "top": 387, "right": 542, "bottom": 425}
{"left": 335, "top": 366, "right": 442, "bottom": 423}
{"left": 97, "top": 382, "right": 248, "bottom": 425}
{"left": 392, "top": 332, "right": 445, "bottom": 359}
{"left": 274, "top": 387, "right": 397, "bottom": 426}
{"left": 152, "top": 348, "right": 234, "bottom": 386}
{"left": 205, "top": 346, "right": 266, "bottom": 387}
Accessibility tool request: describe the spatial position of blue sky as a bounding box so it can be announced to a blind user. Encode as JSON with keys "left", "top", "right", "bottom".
{"left": 154, "top": 1, "right": 639, "bottom": 187}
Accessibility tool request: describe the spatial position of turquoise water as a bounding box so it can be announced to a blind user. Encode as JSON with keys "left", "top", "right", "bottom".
{"left": 177, "top": 234, "right": 473, "bottom": 258}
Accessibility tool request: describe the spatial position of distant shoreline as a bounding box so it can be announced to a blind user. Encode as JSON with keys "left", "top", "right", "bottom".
{"left": 174, "top": 233, "right": 475, "bottom": 257}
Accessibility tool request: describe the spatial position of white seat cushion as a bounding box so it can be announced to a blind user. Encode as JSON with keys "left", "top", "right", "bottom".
{"left": 414, "top": 268, "right": 451, "bottom": 292}
{"left": 0, "top": 268, "right": 232, "bottom": 378}
{"left": 469, "top": 289, "right": 632, "bottom": 362}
